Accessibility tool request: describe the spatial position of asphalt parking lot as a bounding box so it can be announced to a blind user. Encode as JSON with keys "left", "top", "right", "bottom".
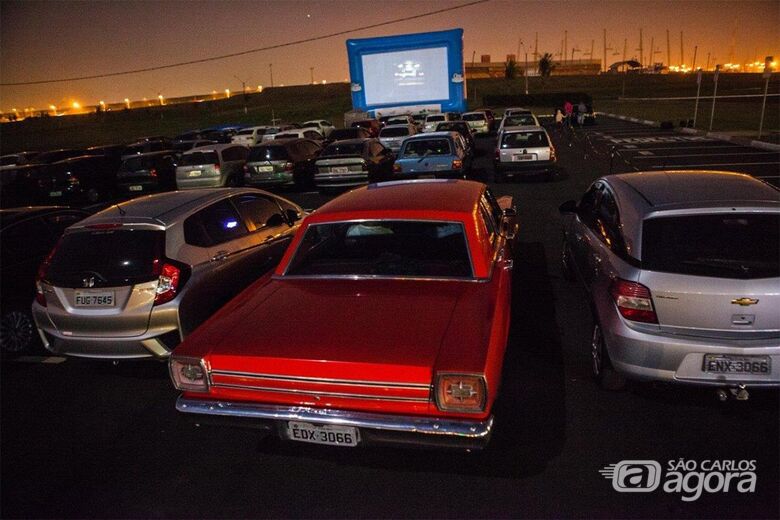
{"left": 1, "top": 116, "right": 778, "bottom": 519}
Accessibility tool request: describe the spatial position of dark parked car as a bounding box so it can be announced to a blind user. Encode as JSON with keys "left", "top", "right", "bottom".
{"left": 84, "top": 144, "right": 129, "bottom": 162}
{"left": 116, "top": 150, "right": 179, "bottom": 196}
{"left": 325, "top": 127, "right": 371, "bottom": 145}
{"left": 174, "top": 130, "right": 205, "bottom": 141}
{"left": 123, "top": 139, "right": 174, "bottom": 158}
{"left": 244, "top": 138, "right": 322, "bottom": 190}
{"left": 30, "top": 155, "right": 121, "bottom": 204}
{"left": 436, "top": 121, "right": 476, "bottom": 157}
{"left": 314, "top": 138, "right": 394, "bottom": 190}
{"left": 172, "top": 140, "right": 217, "bottom": 153}
{"left": 27, "top": 149, "right": 87, "bottom": 165}
{"left": 350, "top": 119, "right": 381, "bottom": 137}
{"left": 0, "top": 206, "right": 90, "bottom": 353}
{"left": 200, "top": 125, "right": 245, "bottom": 143}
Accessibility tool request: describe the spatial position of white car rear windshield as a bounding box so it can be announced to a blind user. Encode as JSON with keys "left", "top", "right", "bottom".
{"left": 500, "top": 132, "right": 549, "bottom": 148}
{"left": 380, "top": 127, "right": 410, "bottom": 137}
{"left": 463, "top": 113, "right": 486, "bottom": 121}
{"left": 180, "top": 152, "right": 218, "bottom": 166}
{"left": 285, "top": 220, "right": 473, "bottom": 278}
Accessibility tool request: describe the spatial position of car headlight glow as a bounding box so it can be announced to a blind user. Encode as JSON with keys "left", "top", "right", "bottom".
{"left": 434, "top": 373, "right": 487, "bottom": 413}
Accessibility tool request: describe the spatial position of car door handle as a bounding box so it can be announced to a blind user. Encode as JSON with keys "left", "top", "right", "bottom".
{"left": 211, "top": 250, "right": 229, "bottom": 262}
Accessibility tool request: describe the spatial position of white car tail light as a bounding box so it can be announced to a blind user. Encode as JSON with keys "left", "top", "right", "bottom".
{"left": 609, "top": 279, "right": 658, "bottom": 323}
{"left": 169, "top": 357, "right": 209, "bottom": 392}
{"left": 434, "top": 373, "right": 487, "bottom": 412}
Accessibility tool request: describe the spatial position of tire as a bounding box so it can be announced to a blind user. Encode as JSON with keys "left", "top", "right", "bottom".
{"left": 561, "top": 241, "right": 577, "bottom": 282}
{"left": 591, "top": 322, "right": 626, "bottom": 391}
{"left": 225, "top": 175, "right": 239, "bottom": 188}
{"left": 0, "top": 310, "right": 35, "bottom": 354}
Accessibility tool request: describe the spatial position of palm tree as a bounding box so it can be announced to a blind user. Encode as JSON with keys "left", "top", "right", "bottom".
{"left": 538, "top": 53, "right": 554, "bottom": 77}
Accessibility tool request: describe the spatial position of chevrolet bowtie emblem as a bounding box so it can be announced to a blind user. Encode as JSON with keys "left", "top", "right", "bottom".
{"left": 731, "top": 298, "right": 759, "bottom": 306}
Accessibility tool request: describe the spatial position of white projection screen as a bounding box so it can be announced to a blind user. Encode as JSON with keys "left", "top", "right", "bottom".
{"left": 361, "top": 47, "right": 449, "bottom": 106}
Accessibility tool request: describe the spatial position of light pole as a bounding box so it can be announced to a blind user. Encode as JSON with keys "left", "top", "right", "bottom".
{"left": 234, "top": 75, "right": 249, "bottom": 114}
{"left": 310, "top": 67, "right": 314, "bottom": 85}
{"left": 269, "top": 63, "right": 274, "bottom": 88}
{"left": 692, "top": 69, "right": 702, "bottom": 127}
{"left": 709, "top": 65, "right": 720, "bottom": 131}
{"left": 758, "top": 56, "right": 774, "bottom": 138}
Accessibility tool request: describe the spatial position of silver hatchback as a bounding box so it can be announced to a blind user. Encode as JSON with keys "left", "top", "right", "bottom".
{"left": 32, "top": 188, "right": 303, "bottom": 359}
{"left": 560, "top": 171, "right": 780, "bottom": 391}
{"left": 175, "top": 144, "right": 249, "bottom": 189}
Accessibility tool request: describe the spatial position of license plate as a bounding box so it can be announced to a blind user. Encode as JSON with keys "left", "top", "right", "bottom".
{"left": 188, "top": 170, "right": 202, "bottom": 177}
{"left": 703, "top": 354, "right": 771, "bottom": 374}
{"left": 74, "top": 291, "right": 115, "bottom": 307}
{"left": 512, "top": 154, "right": 535, "bottom": 161}
{"left": 49, "top": 191, "right": 62, "bottom": 197}
{"left": 129, "top": 185, "right": 143, "bottom": 192}
{"left": 257, "top": 165, "right": 274, "bottom": 173}
{"left": 331, "top": 166, "right": 350, "bottom": 174}
{"left": 286, "top": 421, "right": 359, "bottom": 447}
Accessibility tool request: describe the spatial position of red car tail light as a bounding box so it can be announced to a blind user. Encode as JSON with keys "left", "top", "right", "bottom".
{"left": 609, "top": 279, "right": 658, "bottom": 323}
{"left": 169, "top": 357, "right": 209, "bottom": 392}
{"left": 452, "top": 159, "right": 463, "bottom": 170}
{"left": 393, "top": 163, "right": 402, "bottom": 173}
{"left": 35, "top": 241, "right": 60, "bottom": 307}
{"left": 213, "top": 163, "right": 221, "bottom": 172}
{"left": 149, "top": 168, "right": 158, "bottom": 178}
{"left": 434, "top": 373, "right": 487, "bottom": 413}
{"left": 153, "top": 259, "right": 184, "bottom": 305}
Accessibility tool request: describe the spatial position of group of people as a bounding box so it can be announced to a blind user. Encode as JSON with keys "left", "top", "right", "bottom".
{"left": 555, "top": 100, "right": 589, "bottom": 127}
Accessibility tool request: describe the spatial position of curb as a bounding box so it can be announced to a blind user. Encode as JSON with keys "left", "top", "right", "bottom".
{"left": 599, "top": 112, "right": 780, "bottom": 151}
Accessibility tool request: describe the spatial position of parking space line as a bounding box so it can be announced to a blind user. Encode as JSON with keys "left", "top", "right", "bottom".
{"left": 650, "top": 162, "right": 780, "bottom": 168}
{"left": 633, "top": 152, "right": 779, "bottom": 160}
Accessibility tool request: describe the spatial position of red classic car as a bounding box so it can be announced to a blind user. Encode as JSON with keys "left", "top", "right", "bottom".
{"left": 170, "top": 179, "right": 518, "bottom": 449}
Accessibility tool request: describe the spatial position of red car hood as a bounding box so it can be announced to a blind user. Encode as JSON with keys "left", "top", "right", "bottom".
{"left": 199, "top": 279, "right": 467, "bottom": 384}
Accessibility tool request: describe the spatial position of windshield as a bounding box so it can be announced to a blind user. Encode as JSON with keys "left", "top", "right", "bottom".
{"left": 426, "top": 115, "right": 445, "bottom": 122}
{"left": 248, "top": 145, "right": 289, "bottom": 162}
{"left": 180, "top": 151, "right": 218, "bottom": 166}
{"left": 380, "top": 127, "right": 410, "bottom": 137}
{"left": 401, "top": 139, "right": 451, "bottom": 157}
{"left": 504, "top": 115, "right": 536, "bottom": 126}
{"left": 642, "top": 213, "right": 779, "bottom": 279}
{"left": 321, "top": 143, "right": 364, "bottom": 156}
{"left": 285, "top": 220, "right": 473, "bottom": 278}
{"left": 46, "top": 229, "right": 164, "bottom": 287}
{"left": 500, "top": 132, "right": 549, "bottom": 148}
{"left": 463, "top": 113, "right": 486, "bottom": 121}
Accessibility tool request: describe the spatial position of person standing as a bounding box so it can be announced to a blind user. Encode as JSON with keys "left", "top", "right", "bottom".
{"left": 564, "top": 100, "right": 574, "bottom": 127}
{"left": 577, "top": 100, "right": 588, "bottom": 126}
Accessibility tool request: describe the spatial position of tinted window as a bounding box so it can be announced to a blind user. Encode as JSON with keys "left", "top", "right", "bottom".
{"left": 121, "top": 155, "right": 158, "bottom": 171}
{"left": 380, "top": 127, "right": 410, "bottom": 137}
{"left": 504, "top": 115, "right": 536, "bottom": 126}
{"left": 248, "top": 145, "right": 289, "bottom": 162}
{"left": 500, "top": 132, "right": 549, "bottom": 148}
{"left": 322, "top": 143, "right": 364, "bottom": 156}
{"left": 2, "top": 218, "right": 52, "bottom": 261}
{"left": 642, "top": 214, "right": 779, "bottom": 279}
{"left": 46, "top": 229, "right": 163, "bottom": 287}
{"left": 401, "top": 139, "right": 452, "bottom": 157}
{"left": 232, "top": 194, "right": 284, "bottom": 232}
{"left": 426, "top": 115, "right": 445, "bottom": 122}
{"left": 236, "top": 129, "right": 254, "bottom": 136}
{"left": 463, "top": 113, "right": 486, "bottom": 121}
{"left": 183, "top": 199, "right": 247, "bottom": 247}
{"left": 180, "top": 151, "right": 218, "bottom": 166}
{"left": 286, "top": 220, "right": 473, "bottom": 278}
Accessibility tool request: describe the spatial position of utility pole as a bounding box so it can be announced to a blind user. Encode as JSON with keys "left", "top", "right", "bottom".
{"left": 666, "top": 29, "right": 671, "bottom": 68}
{"left": 233, "top": 75, "right": 248, "bottom": 114}
{"left": 705, "top": 52, "right": 710, "bottom": 71}
{"left": 310, "top": 67, "right": 314, "bottom": 85}
{"left": 534, "top": 32, "right": 539, "bottom": 61}
{"left": 649, "top": 37, "right": 654, "bottom": 69}
{"left": 709, "top": 64, "right": 720, "bottom": 131}
{"left": 269, "top": 63, "right": 274, "bottom": 88}
{"left": 693, "top": 69, "right": 702, "bottom": 127}
{"left": 680, "top": 31, "right": 684, "bottom": 66}
{"left": 692, "top": 46, "right": 698, "bottom": 70}
{"left": 639, "top": 28, "right": 643, "bottom": 68}
{"left": 758, "top": 57, "right": 773, "bottom": 138}
{"left": 564, "top": 30, "right": 568, "bottom": 63}
{"left": 603, "top": 29, "right": 607, "bottom": 73}
{"left": 524, "top": 52, "right": 529, "bottom": 94}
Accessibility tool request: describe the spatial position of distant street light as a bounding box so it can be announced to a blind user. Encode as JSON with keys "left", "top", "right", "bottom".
{"left": 158, "top": 94, "right": 164, "bottom": 106}
{"left": 72, "top": 101, "right": 81, "bottom": 110}
{"left": 124, "top": 98, "right": 131, "bottom": 109}
{"left": 225, "top": 88, "right": 230, "bottom": 98}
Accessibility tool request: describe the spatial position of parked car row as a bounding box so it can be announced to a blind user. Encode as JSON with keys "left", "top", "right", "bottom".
{"left": 11, "top": 169, "right": 776, "bottom": 452}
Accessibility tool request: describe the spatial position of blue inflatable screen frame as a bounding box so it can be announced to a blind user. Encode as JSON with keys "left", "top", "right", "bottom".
{"left": 346, "top": 28, "right": 465, "bottom": 115}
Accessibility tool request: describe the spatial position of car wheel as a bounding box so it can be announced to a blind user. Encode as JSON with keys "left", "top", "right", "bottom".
{"left": 0, "top": 310, "right": 35, "bottom": 354}
{"left": 561, "top": 242, "right": 576, "bottom": 281}
{"left": 591, "top": 322, "right": 626, "bottom": 391}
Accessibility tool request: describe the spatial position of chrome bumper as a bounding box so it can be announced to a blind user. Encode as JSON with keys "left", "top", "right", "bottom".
{"left": 176, "top": 396, "right": 493, "bottom": 450}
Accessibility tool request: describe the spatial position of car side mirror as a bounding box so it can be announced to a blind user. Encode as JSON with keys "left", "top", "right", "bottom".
{"left": 559, "top": 200, "right": 578, "bottom": 214}
{"left": 284, "top": 208, "right": 301, "bottom": 224}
